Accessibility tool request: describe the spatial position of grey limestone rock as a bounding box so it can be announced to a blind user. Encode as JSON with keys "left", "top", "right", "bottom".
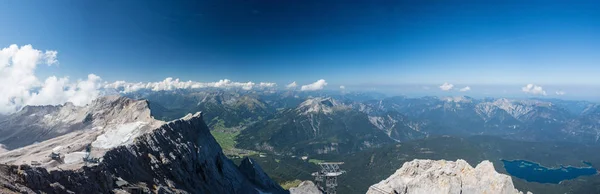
{"left": 366, "top": 159, "right": 531, "bottom": 194}
{"left": 289, "top": 181, "right": 322, "bottom": 194}
{"left": 0, "top": 96, "right": 286, "bottom": 194}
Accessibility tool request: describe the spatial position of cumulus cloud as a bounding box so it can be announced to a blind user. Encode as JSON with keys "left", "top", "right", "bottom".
{"left": 43, "top": 50, "right": 58, "bottom": 65}
{"left": 439, "top": 82, "right": 454, "bottom": 91}
{"left": 300, "top": 79, "right": 328, "bottom": 91}
{"left": 459, "top": 86, "right": 471, "bottom": 92}
{"left": 286, "top": 81, "right": 297, "bottom": 89}
{"left": 105, "top": 78, "right": 277, "bottom": 93}
{"left": 0, "top": 44, "right": 101, "bottom": 114}
{"left": 555, "top": 90, "right": 566, "bottom": 95}
{"left": 340, "top": 85, "right": 345, "bottom": 90}
{"left": 522, "top": 84, "right": 547, "bottom": 96}
{"left": 28, "top": 74, "right": 102, "bottom": 106}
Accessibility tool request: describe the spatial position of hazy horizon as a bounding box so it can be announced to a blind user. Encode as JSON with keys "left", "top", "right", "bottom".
{"left": 1, "top": 1, "right": 599, "bottom": 113}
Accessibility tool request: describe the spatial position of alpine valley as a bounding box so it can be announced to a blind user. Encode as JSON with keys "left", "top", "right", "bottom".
{"left": 2, "top": 89, "right": 600, "bottom": 193}
{"left": 127, "top": 89, "right": 600, "bottom": 193}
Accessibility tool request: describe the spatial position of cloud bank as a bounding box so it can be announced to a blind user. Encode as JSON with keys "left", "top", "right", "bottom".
{"left": 0, "top": 44, "right": 280, "bottom": 114}
{"left": 0, "top": 44, "right": 102, "bottom": 114}
{"left": 439, "top": 82, "right": 454, "bottom": 91}
{"left": 28, "top": 74, "right": 103, "bottom": 107}
{"left": 301, "top": 79, "right": 328, "bottom": 91}
{"left": 522, "top": 84, "right": 547, "bottom": 96}
{"left": 105, "top": 78, "right": 277, "bottom": 93}
{"left": 555, "top": 90, "right": 566, "bottom": 95}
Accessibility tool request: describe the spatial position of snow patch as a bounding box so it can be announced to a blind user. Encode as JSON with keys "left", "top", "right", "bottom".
{"left": 64, "top": 152, "right": 88, "bottom": 164}
{"left": 52, "top": 146, "right": 63, "bottom": 153}
{"left": 92, "top": 121, "right": 147, "bottom": 149}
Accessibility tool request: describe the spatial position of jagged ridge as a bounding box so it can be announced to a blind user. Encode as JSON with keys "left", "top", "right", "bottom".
{"left": 0, "top": 97, "right": 286, "bottom": 193}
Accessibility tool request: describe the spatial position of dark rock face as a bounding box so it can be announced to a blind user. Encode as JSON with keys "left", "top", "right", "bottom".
{"left": 238, "top": 157, "right": 287, "bottom": 193}
{"left": 11, "top": 164, "right": 113, "bottom": 193}
{"left": 0, "top": 112, "right": 287, "bottom": 194}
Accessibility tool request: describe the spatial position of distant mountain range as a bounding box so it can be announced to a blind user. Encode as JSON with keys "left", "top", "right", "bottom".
{"left": 130, "top": 89, "right": 600, "bottom": 156}
{"left": 2, "top": 89, "right": 599, "bottom": 193}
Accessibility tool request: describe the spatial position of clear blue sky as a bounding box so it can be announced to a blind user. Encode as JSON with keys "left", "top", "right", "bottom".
{"left": 1, "top": 0, "right": 599, "bottom": 88}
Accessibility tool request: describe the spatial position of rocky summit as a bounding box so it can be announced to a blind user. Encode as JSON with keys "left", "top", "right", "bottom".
{"left": 0, "top": 96, "right": 286, "bottom": 194}
{"left": 366, "top": 159, "right": 531, "bottom": 194}
{"left": 289, "top": 181, "right": 321, "bottom": 194}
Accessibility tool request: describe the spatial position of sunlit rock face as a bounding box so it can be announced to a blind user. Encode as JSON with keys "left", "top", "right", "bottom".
{"left": 289, "top": 181, "right": 322, "bottom": 194}
{"left": 0, "top": 96, "right": 286, "bottom": 194}
{"left": 0, "top": 96, "right": 163, "bottom": 170}
{"left": 367, "top": 159, "right": 531, "bottom": 194}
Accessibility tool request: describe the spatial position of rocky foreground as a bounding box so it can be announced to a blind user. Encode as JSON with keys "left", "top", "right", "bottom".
{"left": 0, "top": 96, "right": 286, "bottom": 193}
{"left": 289, "top": 181, "right": 321, "bottom": 194}
{"left": 366, "top": 159, "right": 531, "bottom": 194}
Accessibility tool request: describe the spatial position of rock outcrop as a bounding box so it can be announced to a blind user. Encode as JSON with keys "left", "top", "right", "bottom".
{"left": 0, "top": 96, "right": 160, "bottom": 150}
{"left": 289, "top": 181, "right": 322, "bottom": 194}
{"left": 0, "top": 96, "right": 286, "bottom": 194}
{"left": 366, "top": 159, "right": 530, "bottom": 194}
{"left": 238, "top": 157, "right": 288, "bottom": 193}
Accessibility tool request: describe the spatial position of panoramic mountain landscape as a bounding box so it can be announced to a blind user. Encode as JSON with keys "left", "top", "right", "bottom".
{"left": 1, "top": 1, "right": 599, "bottom": 194}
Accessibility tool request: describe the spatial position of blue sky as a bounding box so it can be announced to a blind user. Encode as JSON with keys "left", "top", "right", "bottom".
{"left": 1, "top": 0, "right": 599, "bottom": 99}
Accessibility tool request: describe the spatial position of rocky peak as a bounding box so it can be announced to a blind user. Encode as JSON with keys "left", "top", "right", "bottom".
{"left": 489, "top": 99, "right": 535, "bottom": 119}
{"left": 442, "top": 96, "right": 474, "bottom": 103}
{"left": 289, "top": 181, "right": 321, "bottom": 194}
{"left": 0, "top": 95, "right": 161, "bottom": 157}
{"left": 367, "top": 159, "right": 530, "bottom": 194}
{"left": 297, "top": 97, "right": 345, "bottom": 115}
{"left": 0, "top": 95, "right": 286, "bottom": 193}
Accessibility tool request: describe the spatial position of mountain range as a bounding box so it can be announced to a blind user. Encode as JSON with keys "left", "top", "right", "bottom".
{"left": 132, "top": 89, "right": 600, "bottom": 155}
{"left": 1, "top": 89, "right": 600, "bottom": 193}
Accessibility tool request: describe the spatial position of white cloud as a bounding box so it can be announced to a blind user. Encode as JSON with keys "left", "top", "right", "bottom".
{"left": 0, "top": 44, "right": 101, "bottom": 114}
{"left": 105, "top": 78, "right": 277, "bottom": 93}
{"left": 259, "top": 82, "right": 277, "bottom": 88}
{"left": 439, "top": 82, "right": 454, "bottom": 91}
{"left": 555, "top": 90, "right": 566, "bottom": 95}
{"left": 286, "top": 81, "right": 297, "bottom": 89}
{"left": 43, "top": 50, "right": 58, "bottom": 65}
{"left": 300, "top": 79, "right": 328, "bottom": 91}
{"left": 340, "top": 85, "right": 345, "bottom": 90}
{"left": 459, "top": 86, "right": 471, "bottom": 92}
{"left": 28, "top": 74, "right": 102, "bottom": 106}
{"left": 522, "top": 84, "right": 547, "bottom": 96}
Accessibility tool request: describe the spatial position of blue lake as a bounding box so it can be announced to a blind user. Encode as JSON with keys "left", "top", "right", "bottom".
{"left": 502, "top": 159, "right": 597, "bottom": 184}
